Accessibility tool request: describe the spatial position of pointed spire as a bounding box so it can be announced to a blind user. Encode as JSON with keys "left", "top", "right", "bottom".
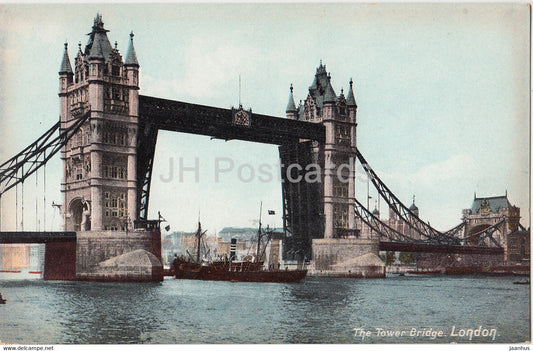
{"left": 125, "top": 31, "right": 139, "bottom": 66}
{"left": 323, "top": 74, "right": 336, "bottom": 103}
{"left": 346, "top": 78, "right": 357, "bottom": 107}
{"left": 89, "top": 39, "right": 104, "bottom": 60}
{"left": 409, "top": 194, "right": 418, "bottom": 212}
{"left": 372, "top": 200, "right": 380, "bottom": 216}
{"left": 59, "top": 42, "right": 73, "bottom": 74}
{"left": 94, "top": 13, "right": 104, "bottom": 29}
{"left": 85, "top": 13, "right": 112, "bottom": 61}
{"left": 286, "top": 84, "right": 297, "bottom": 113}
{"left": 90, "top": 13, "right": 109, "bottom": 34}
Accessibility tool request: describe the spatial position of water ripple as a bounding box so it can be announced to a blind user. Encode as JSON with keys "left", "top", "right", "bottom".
{"left": 0, "top": 275, "right": 529, "bottom": 343}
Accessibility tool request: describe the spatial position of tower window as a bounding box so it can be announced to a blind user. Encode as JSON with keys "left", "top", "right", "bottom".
{"left": 333, "top": 181, "right": 349, "bottom": 198}
{"left": 111, "top": 65, "right": 120, "bottom": 76}
{"left": 335, "top": 125, "right": 351, "bottom": 145}
{"left": 74, "top": 164, "right": 83, "bottom": 180}
{"left": 103, "top": 165, "right": 127, "bottom": 180}
{"left": 333, "top": 205, "right": 349, "bottom": 228}
{"left": 113, "top": 88, "right": 121, "bottom": 100}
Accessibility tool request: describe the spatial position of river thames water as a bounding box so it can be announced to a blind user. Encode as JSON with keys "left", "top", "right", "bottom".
{"left": 0, "top": 274, "right": 529, "bottom": 344}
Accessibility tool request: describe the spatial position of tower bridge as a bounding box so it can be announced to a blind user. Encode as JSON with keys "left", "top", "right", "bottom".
{"left": 0, "top": 14, "right": 526, "bottom": 280}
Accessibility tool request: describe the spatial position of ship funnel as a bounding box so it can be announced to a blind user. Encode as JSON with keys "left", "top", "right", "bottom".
{"left": 230, "top": 238, "right": 237, "bottom": 261}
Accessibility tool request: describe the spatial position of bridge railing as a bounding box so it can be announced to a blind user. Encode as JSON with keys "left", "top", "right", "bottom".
{"left": 133, "top": 219, "right": 160, "bottom": 231}
{"left": 0, "top": 231, "right": 76, "bottom": 244}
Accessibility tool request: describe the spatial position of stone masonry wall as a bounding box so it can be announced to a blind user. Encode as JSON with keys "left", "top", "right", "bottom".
{"left": 311, "top": 238, "right": 379, "bottom": 271}
{"left": 76, "top": 229, "right": 161, "bottom": 276}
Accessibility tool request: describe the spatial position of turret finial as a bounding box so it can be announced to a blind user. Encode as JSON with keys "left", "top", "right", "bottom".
{"left": 59, "top": 41, "right": 73, "bottom": 74}
{"left": 125, "top": 30, "right": 139, "bottom": 66}
{"left": 346, "top": 77, "right": 357, "bottom": 107}
{"left": 286, "top": 83, "right": 297, "bottom": 113}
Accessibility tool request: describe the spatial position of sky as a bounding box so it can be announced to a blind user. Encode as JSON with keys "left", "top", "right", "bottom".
{"left": 0, "top": 3, "right": 530, "bottom": 235}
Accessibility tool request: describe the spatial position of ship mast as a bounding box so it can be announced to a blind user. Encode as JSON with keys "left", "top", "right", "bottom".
{"left": 196, "top": 212, "right": 202, "bottom": 263}
{"left": 256, "top": 201, "right": 262, "bottom": 262}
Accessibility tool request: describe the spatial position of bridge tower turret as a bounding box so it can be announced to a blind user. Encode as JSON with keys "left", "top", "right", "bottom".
{"left": 124, "top": 32, "right": 140, "bottom": 223}
{"left": 59, "top": 14, "right": 139, "bottom": 232}
{"left": 59, "top": 43, "right": 74, "bottom": 123}
{"left": 282, "top": 61, "right": 359, "bottom": 261}
{"left": 321, "top": 73, "right": 337, "bottom": 239}
{"left": 285, "top": 84, "right": 298, "bottom": 120}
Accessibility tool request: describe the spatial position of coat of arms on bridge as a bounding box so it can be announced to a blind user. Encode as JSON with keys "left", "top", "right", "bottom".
{"left": 480, "top": 199, "right": 491, "bottom": 216}
{"left": 232, "top": 105, "right": 252, "bottom": 127}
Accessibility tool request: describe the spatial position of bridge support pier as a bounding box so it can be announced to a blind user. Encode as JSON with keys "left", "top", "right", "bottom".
{"left": 44, "top": 241, "right": 77, "bottom": 280}
{"left": 309, "top": 238, "right": 385, "bottom": 278}
{"left": 75, "top": 229, "right": 163, "bottom": 282}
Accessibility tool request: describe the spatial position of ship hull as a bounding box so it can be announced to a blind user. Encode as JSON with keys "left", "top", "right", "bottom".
{"left": 173, "top": 260, "right": 307, "bottom": 283}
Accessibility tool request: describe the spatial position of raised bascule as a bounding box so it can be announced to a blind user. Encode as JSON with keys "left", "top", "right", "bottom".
{"left": 0, "top": 15, "right": 528, "bottom": 281}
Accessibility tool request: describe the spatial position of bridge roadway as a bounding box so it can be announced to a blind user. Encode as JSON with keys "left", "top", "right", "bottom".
{"left": 0, "top": 232, "right": 503, "bottom": 255}
{"left": 379, "top": 241, "right": 504, "bottom": 255}
{"left": 0, "top": 231, "right": 76, "bottom": 244}
{"left": 138, "top": 95, "right": 326, "bottom": 145}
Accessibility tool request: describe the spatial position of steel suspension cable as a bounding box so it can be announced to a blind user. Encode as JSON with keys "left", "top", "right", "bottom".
{"left": 21, "top": 164, "right": 24, "bottom": 231}
{"left": 43, "top": 159, "right": 46, "bottom": 232}
{"left": 354, "top": 147, "right": 461, "bottom": 244}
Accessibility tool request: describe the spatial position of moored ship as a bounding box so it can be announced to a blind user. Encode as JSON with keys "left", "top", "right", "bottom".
{"left": 172, "top": 205, "right": 307, "bottom": 283}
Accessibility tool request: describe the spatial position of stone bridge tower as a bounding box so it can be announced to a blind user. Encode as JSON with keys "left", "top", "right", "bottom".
{"left": 462, "top": 193, "right": 522, "bottom": 259}
{"left": 284, "top": 62, "right": 383, "bottom": 275}
{"left": 59, "top": 14, "right": 139, "bottom": 232}
{"left": 284, "top": 62, "right": 358, "bottom": 241}
{"left": 57, "top": 15, "right": 161, "bottom": 282}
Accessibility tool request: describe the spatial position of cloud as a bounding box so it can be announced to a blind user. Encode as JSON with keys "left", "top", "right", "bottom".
{"left": 379, "top": 154, "right": 478, "bottom": 188}
{"left": 141, "top": 36, "right": 262, "bottom": 102}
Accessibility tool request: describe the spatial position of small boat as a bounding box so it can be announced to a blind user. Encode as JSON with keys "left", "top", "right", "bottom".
{"left": 406, "top": 269, "right": 442, "bottom": 275}
{"left": 173, "top": 203, "right": 307, "bottom": 283}
{"left": 513, "top": 281, "right": 530, "bottom": 285}
{"left": 0, "top": 294, "right": 6, "bottom": 304}
{"left": 512, "top": 272, "right": 530, "bottom": 277}
{"left": 482, "top": 271, "right": 513, "bottom": 277}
